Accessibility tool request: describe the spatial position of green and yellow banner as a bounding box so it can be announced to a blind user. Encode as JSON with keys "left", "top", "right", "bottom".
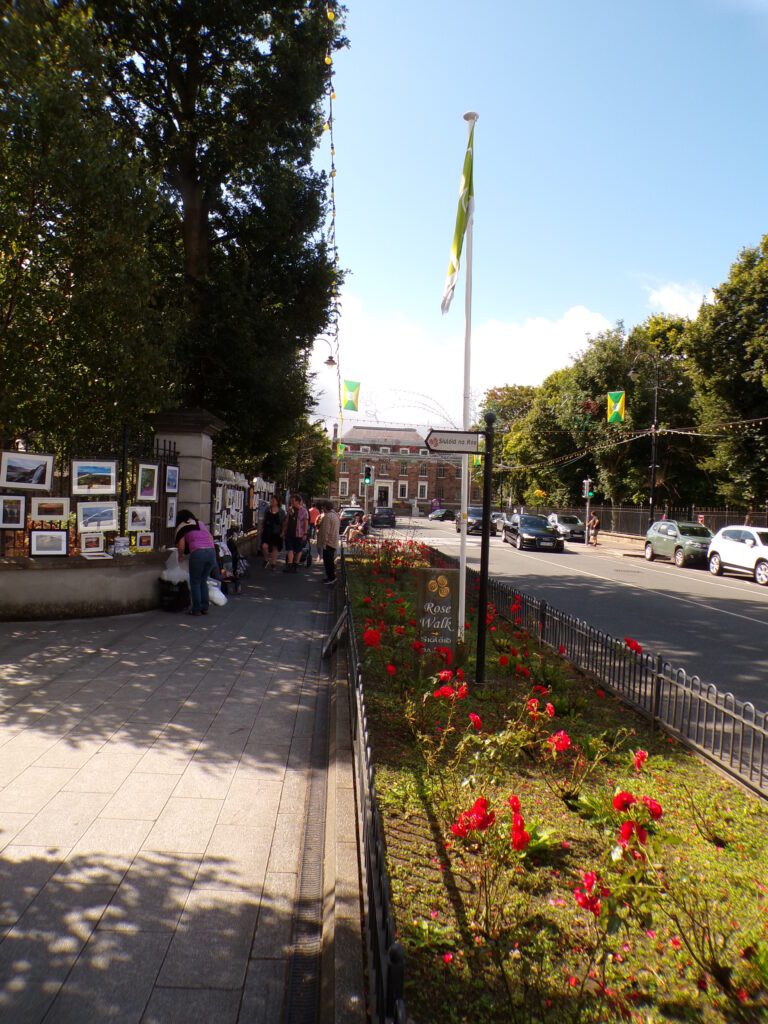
{"left": 607, "top": 390, "right": 625, "bottom": 423}
{"left": 441, "top": 120, "right": 475, "bottom": 315}
{"left": 342, "top": 381, "right": 360, "bottom": 411}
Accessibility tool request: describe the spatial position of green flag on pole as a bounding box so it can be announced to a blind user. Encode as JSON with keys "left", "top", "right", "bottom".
{"left": 441, "top": 120, "right": 475, "bottom": 315}
{"left": 607, "top": 391, "right": 626, "bottom": 423}
{"left": 342, "top": 381, "right": 360, "bottom": 411}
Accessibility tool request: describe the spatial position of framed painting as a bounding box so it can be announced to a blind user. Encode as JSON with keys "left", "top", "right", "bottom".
{"left": 30, "top": 530, "right": 68, "bottom": 556}
{"left": 126, "top": 505, "right": 152, "bottom": 531}
{"left": 71, "top": 459, "right": 117, "bottom": 496}
{"left": 137, "top": 464, "right": 159, "bottom": 502}
{"left": 31, "top": 497, "right": 70, "bottom": 522}
{"left": 77, "top": 501, "right": 119, "bottom": 533}
{"left": 165, "top": 464, "right": 179, "bottom": 494}
{"left": 0, "top": 451, "right": 54, "bottom": 492}
{"left": 80, "top": 533, "right": 104, "bottom": 553}
{"left": 0, "top": 495, "right": 25, "bottom": 529}
{"left": 166, "top": 496, "right": 177, "bottom": 528}
{"left": 136, "top": 531, "right": 154, "bottom": 551}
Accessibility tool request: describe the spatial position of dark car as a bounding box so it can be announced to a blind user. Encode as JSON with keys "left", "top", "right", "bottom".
{"left": 455, "top": 507, "right": 497, "bottom": 536}
{"left": 644, "top": 520, "right": 713, "bottom": 567}
{"left": 372, "top": 506, "right": 396, "bottom": 527}
{"left": 502, "top": 513, "right": 564, "bottom": 551}
{"left": 428, "top": 508, "right": 456, "bottom": 521}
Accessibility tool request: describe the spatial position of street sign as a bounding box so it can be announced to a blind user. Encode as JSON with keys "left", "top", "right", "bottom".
{"left": 425, "top": 429, "right": 482, "bottom": 454}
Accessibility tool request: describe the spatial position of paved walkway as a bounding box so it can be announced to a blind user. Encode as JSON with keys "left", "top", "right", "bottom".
{"left": 0, "top": 558, "right": 360, "bottom": 1023}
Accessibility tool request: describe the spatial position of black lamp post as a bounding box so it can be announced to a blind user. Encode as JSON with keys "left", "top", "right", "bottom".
{"left": 648, "top": 359, "right": 660, "bottom": 529}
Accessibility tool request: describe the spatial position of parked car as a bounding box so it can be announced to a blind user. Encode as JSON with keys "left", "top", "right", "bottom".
{"left": 707, "top": 525, "right": 768, "bottom": 585}
{"left": 455, "top": 506, "right": 497, "bottom": 536}
{"left": 491, "top": 511, "right": 506, "bottom": 533}
{"left": 547, "top": 513, "right": 586, "bottom": 542}
{"left": 644, "top": 520, "right": 713, "bottom": 567}
{"left": 428, "top": 508, "right": 455, "bottom": 521}
{"left": 502, "top": 513, "right": 564, "bottom": 551}
{"left": 372, "top": 506, "right": 396, "bottom": 527}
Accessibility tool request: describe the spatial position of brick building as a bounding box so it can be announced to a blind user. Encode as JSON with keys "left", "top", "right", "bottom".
{"left": 330, "top": 426, "right": 481, "bottom": 514}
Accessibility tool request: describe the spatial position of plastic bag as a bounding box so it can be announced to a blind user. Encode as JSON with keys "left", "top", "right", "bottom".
{"left": 160, "top": 549, "right": 190, "bottom": 584}
{"left": 207, "top": 580, "right": 228, "bottom": 606}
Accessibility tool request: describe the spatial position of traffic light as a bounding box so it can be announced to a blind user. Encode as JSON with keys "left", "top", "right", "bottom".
{"left": 582, "top": 478, "right": 595, "bottom": 499}
{"left": 363, "top": 465, "right": 373, "bottom": 486}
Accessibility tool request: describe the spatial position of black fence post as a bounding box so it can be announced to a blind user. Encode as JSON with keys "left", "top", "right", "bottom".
{"left": 651, "top": 653, "right": 663, "bottom": 728}
{"left": 539, "top": 599, "right": 548, "bottom": 643}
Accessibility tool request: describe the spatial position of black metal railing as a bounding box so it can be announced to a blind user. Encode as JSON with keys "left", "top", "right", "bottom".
{"left": 428, "top": 548, "right": 768, "bottom": 798}
{"left": 341, "top": 549, "right": 409, "bottom": 1024}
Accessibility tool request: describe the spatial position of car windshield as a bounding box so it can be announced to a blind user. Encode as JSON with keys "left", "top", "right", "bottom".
{"left": 468, "top": 507, "right": 484, "bottom": 517}
{"left": 558, "top": 516, "right": 580, "bottom": 524}
{"left": 756, "top": 531, "right": 768, "bottom": 546}
{"left": 520, "top": 515, "right": 549, "bottom": 528}
{"left": 678, "top": 524, "right": 712, "bottom": 538}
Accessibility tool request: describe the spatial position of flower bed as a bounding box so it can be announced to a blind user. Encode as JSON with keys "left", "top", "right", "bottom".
{"left": 347, "top": 542, "right": 768, "bottom": 1023}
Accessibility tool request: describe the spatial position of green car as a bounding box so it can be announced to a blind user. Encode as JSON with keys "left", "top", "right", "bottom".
{"left": 644, "top": 520, "right": 713, "bottom": 567}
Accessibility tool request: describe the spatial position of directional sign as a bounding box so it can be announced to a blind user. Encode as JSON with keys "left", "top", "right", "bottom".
{"left": 425, "top": 429, "right": 482, "bottom": 454}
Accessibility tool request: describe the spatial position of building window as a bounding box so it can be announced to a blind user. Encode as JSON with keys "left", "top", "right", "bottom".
{"left": 437, "top": 464, "right": 446, "bottom": 478}
{"left": 379, "top": 462, "right": 389, "bottom": 476}
{"left": 339, "top": 479, "right": 349, "bottom": 497}
{"left": 455, "top": 464, "right": 461, "bottom": 478}
{"left": 360, "top": 445, "right": 370, "bottom": 453}
{"left": 359, "top": 480, "right": 367, "bottom": 496}
{"left": 380, "top": 446, "right": 390, "bottom": 453}
{"left": 417, "top": 482, "right": 427, "bottom": 499}
{"left": 419, "top": 463, "right": 427, "bottom": 477}
{"left": 420, "top": 448, "right": 428, "bottom": 455}
{"left": 340, "top": 460, "right": 348, "bottom": 474}
{"left": 400, "top": 447, "right": 409, "bottom": 454}
{"left": 398, "top": 482, "right": 408, "bottom": 499}
{"left": 436, "top": 484, "right": 444, "bottom": 499}
{"left": 400, "top": 461, "right": 408, "bottom": 476}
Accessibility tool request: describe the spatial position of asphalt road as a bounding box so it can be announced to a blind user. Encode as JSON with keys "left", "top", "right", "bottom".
{"left": 403, "top": 519, "right": 768, "bottom": 710}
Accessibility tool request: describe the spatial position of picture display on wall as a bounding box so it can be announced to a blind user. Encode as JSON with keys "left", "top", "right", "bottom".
{"left": 165, "top": 465, "right": 179, "bottom": 494}
{"left": 126, "top": 505, "right": 152, "bottom": 531}
{"left": 30, "top": 530, "right": 68, "bottom": 556}
{"left": 31, "top": 497, "right": 70, "bottom": 522}
{"left": 77, "top": 501, "right": 119, "bottom": 533}
{"left": 0, "top": 495, "right": 25, "bottom": 529}
{"left": 71, "top": 460, "right": 117, "bottom": 496}
{"left": 166, "top": 496, "right": 177, "bottom": 528}
{"left": 137, "top": 464, "right": 159, "bottom": 502}
{"left": 136, "top": 532, "right": 154, "bottom": 551}
{"left": 0, "top": 451, "right": 54, "bottom": 491}
{"left": 80, "top": 533, "right": 104, "bottom": 553}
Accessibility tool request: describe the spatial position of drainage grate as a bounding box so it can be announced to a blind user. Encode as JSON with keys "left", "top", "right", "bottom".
{"left": 284, "top": 648, "right": 331, "bottom": 1023}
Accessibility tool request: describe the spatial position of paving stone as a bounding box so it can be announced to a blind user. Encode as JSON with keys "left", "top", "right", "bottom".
{"left": 98, "top": 853, "right": 200, "bottom": 933}
{"left": 250, "top": 871, "right": 297, "bottom": 958}
{"left": 141, "top": 987, "right": 241, "bottom": 1024}
{"left": 196, "top": 823, "right": 272, "bottom": 892}
{"left": 172, "top": 762, "right": 237, "bottom": 800}
{"left": 0, "top": 845, "right": 68, "bottom": 926}
{"left": 13, "top": 791, "right": 111, "bottom": 847}
{"left": 0, "top": 766, "right": 76, "bottom": 813}
{"left": 0, "top": 810, "right": 34, "bottom": 851}
{"left": 101, "top": 773, "right": 179, "bottom": 821}
{"left": 62, "top": 752, "right": 144, "bottom": 794}
{"left": 218, "top": 776, "right": 282, "bottom": 829}
{"left": 142, "top": 797, "right": 223, "bottom": 854}
{"left": 240, "top": 958, "right": 288, "bottom": 1023}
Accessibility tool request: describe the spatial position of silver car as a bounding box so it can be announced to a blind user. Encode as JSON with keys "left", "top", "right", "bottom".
{"left": 547, "top": 513, "right": 586, "bottom": 542}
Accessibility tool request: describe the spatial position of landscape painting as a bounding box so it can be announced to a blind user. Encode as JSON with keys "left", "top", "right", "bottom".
{"left": 0, "top": 496, "right": 25, "bottom": 529}
{"left": 0, "top": 451, "right": 54, "bottom": 492}
{"left": 137, "top": 463, "right": 159, "bottom": 502}
{"left": 30, "top": 530, "right": 68, "bottom": 556}
{"left": 136, "top": 531, "right": 154, "bottom": 551}
{"left": 80, "top": 533, "right": 104, "bottom": 552}
{"left": 77, "top": 501, "right": 119, "bottom": 533}
{"left": 127, "top": 505, "right": 151, "bottom": 531}
{"left": 165, "top": 464, "right": 179, "bottom": 494}
{"left": 71, "top": 460, "right": 117, "bottom": 496}
{"left": 31, "top": 497, "right": 70, "bottom": 522}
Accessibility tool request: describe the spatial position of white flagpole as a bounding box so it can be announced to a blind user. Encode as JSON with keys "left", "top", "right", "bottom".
{"left": 457, "top": 111, "right": 478, "bottom": 644}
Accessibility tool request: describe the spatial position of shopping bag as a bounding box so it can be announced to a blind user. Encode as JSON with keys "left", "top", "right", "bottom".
{"left": 207, "top": 580, "right": 228, "bottom": 607}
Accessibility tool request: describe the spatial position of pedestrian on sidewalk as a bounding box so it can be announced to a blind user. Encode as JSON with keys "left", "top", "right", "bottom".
{"left": 175, "top": 510, "right": 217, "bottom": 615}
{"left": 260, "top": 496, "right": 285, "bottom": 569}
{"left": 308, "top": 501, "right": 320, "bottom": 541}
{"left": 587, "top": 512, "right": 600, "bottom": 547}
{"left": 283, "top": 493, "right": 309, "bottom": 573}
{"left": 317, "top": 501, "right": 340, "bottom": 584}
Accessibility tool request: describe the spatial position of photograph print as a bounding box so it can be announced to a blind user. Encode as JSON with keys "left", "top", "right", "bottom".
{"left": 80, "top": 533, "right": 104, "bottom": 552}
{"left": 77, "top": 501, "right": 119, "bottom": 533}
{"left": 71, "top": 460, "right": 117, "bottom": 496}
{"left": 30, "top": 530, "right": 68, "bottom": 556}
{"left": 31, "top": 497, "right": 70, "bottom": 522}
{"left": 0, "top": 496, "right": 25, "bottom": 529}
{"left": 136, "top": 531, "right": 154, "bottom": 551}
{"left": 0, "top": 451, "right": 54, "bottom": 491}
{"left": 126, "top": 505, "right": 152, "bottom": 531}
{"left": 137, "top": 463, "right": 159, "bottom": 502}
{"left": 166, "top": 496, "right": 177, "bottom": 528}
{"left": 165, "top": 464, "right": 179, "bottom": 494}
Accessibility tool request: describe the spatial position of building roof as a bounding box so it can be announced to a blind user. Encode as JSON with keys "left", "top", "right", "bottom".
{"left": 339, "top": 426, "right": 426, "bottom": 448}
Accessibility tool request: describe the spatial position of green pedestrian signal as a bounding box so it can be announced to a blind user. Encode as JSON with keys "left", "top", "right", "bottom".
{"left": 363, "top": 465, "right": 373, "bottom": 486}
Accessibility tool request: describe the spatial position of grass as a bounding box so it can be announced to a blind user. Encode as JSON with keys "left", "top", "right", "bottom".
{"left": 345, "top": 541, "right": 768, "bottom": 1024}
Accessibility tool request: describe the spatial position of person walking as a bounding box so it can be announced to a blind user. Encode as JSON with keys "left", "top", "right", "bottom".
{"left": 308, "top": 502, "right": 320, "bottom": 541}
{"left": 260, "top": 496, "right": 285, "bottom": 569}
{"left": 587, "top": 512, "right": 600, "bottom": 547}
{"left": 317, "top": 501, "right": 340, "bottom": 584}
{"left": 283, "top": 493, "right": 309, "bottom": 573}
{"left": 175, "top": 509, "right": 217, "bottom": 615}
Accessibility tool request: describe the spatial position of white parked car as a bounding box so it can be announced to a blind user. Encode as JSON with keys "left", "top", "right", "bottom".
{"left": 707, "top": 525, "right": 768, "bottom": 585}
{"left": 547, "top": 513, "right": 586, "bottom": 542}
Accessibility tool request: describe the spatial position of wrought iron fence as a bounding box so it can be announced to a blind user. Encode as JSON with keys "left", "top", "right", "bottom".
{"left": 340, "top": 549, "right": 410, "bottom": 1024}
{"left": 427, "top": 548, "right": 768, "bottom": 798}
{"left": 527, "top": 504, "right": 768, "bottom": 537}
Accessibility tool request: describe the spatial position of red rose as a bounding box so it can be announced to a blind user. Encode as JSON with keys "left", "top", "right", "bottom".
{"left": 612, "top": 791, "right": 637, "bottom": 812}
{"left": 498, "top": 655, "right": 509, "bottom": 667}
{"left": 363, "top": 628, "right": 382, "bottom": 648}
{"left": 438, "top": 669, "right": 453, "bottom": 682}
{"left": 386, "top": 664, "right": 397, "bottom": 676}
{"left": 468, "top": 713, "right": 482, "bottom": 731}
{"left": 633, "top": 749, "right": 648, "bottom": 772}
{"left": 547, "top": 730, "right": 571, "bottom": 753}
{"left": 641, "top": 795, "right": 663, "bottom": 820}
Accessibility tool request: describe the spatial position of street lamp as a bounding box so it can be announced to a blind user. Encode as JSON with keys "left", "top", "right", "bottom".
{"left": 315, "top": 336, "right": 337, "bottom": 367}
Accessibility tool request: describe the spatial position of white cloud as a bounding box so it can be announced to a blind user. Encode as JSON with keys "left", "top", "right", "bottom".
{"left": 646, "top": 282, "right": 713, "bottom": 319}
{"left": 308, "top": 295, "right": 610, "bottom": 433}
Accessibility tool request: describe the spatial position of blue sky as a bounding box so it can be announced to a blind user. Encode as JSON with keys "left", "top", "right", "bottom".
{"left": 311, "top": 0, "right": 768, "bottom": 432}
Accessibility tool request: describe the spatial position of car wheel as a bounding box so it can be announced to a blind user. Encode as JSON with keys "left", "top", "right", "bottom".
{"left": 709, "top": 553, "right": 723, "bottom": 576}
{"left": 754, "top": 560, "right": 768, "bottom": 586}
{"left": 673, "top": 548, "right": 686, "bottom": 568}
{"left": 515, "top": 535, "right": 523, "bottom": 550}
{"left": 644, "top": 543, "right": 655, "bottom": 561}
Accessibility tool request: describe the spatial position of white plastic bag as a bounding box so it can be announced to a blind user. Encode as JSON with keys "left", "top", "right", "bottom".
{"left": 160, "top": 549, "right": 190, "bottom": 584}
{"left": 207, "top": 580, "right": 228, "bottom": 606}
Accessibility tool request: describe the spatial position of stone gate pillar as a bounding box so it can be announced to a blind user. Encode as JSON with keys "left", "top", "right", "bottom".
{"left": 152, "top": 409, "right": 226, "bottom": 528}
